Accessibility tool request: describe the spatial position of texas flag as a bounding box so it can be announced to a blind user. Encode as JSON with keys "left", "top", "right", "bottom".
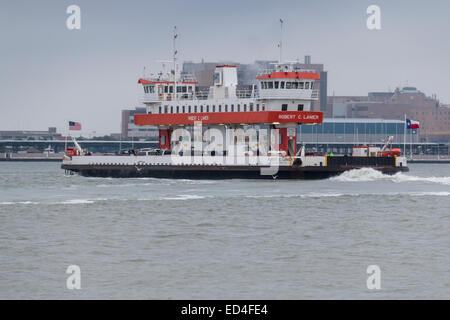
{"left": 406, "top": 119, "right": 419, "bottom": 129}
{"left": 69, "top": 121, "right": 82, "bottom": 130}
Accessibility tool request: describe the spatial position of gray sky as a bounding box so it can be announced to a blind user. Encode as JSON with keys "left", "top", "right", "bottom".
{"left": 1, "top": 0, "right": 449, "bottom": 135}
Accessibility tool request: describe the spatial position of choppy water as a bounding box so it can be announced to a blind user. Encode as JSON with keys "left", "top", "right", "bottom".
{"left": 0, "top": 162, "right": 449, "bottom": 299}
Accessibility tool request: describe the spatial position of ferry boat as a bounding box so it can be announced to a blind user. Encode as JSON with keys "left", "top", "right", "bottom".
{"left": 61, "top": 28, "right": 408, "bottom": 179}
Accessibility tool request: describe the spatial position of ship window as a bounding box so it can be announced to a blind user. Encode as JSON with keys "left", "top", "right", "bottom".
{"left": 159, "top": 106, "right": 162, "bottom": 114}
{"left": 256, "top": 104, "right": 260, "bottom": 111}
{"left": 274, "top": 81, "right": 279, "bottom": 89}
{"left": 182, "top": 86, "right": 187, "bottom": 93}
{"left": 237, "top": 104, "right": 240, "bottom": 112}
{"left": 206, "top": 105, "right": 209, "bottom": 112}
{"left": 150, "top": 86, "right": 155, "bottom": 93}
{"left": 144, "top": 86, "right": 148, "bottom": 93}
{"left": 219, "top": 105, "right": 221, "bottom": 112}
{"left": 164, "top": 86, "right": 168, "bottom": 93}
{"left": 200, "top": 105, "right": 203, "bottom": 112}
{"left": 280, "top": 81, "right": 285, "bottom": 89}
{"left": 176, "top": 106, "right": 179, "bottom": 113}
{"left": 182, "top": 106, "right": 186, "bottom": 113}
{"left": 297, "top": 104, "right": 304, "bottom": 111}
{"left": 293, "top": 82, "right": 298, "bottom": 89}
{"left": 310, "top": 82, "right": 314, "bottom": 89}
{"left": 231, "top": 104, "right": 234, "bottom": 112}
{"left": 194, "top": 105, "right": 197, "bottom": 112}
{"left": 188, "top": 86, "right": 193, "bottom": 93}
{"left": 282, "top": 104, "right": 288, "bottom": 111}
{"left": 188, "top": 105, "right": 191, "bottom": 113}
{"left": 213, "top": 105, "right": 216, "bottom": 112}
{"left": 299, "top": 82, "right": 304, "bottom": 89}
{"left": 244, "top": 104, "right": 247, "bottom": 112}
{"left": 170, "top": 106, "right": 173, "bottom": 113}
{"left": 268, "top": 82, "right": 273, "bottom": 89}
{"left": 305, "top": 82, "right": 310, "bottom": 89}
{"left": 262, "top": 104, "right": 265, "bottom": 111}
{"left": 169, "top": 86, "right": 173, "bottom": 93}
{"left": 250, "top": 103, "right": 253, "bottom": 111}
{"left": 261, "top": 82, "right": 266, "bottom": 90}
{"left": 164, "top": 106, "right": 168, "bottom": 113}
{"left": 225, "top": 105, "right": 228, "bottom": 112}
{"left": 286, "top": 82, "right": 292, "bottom": 89}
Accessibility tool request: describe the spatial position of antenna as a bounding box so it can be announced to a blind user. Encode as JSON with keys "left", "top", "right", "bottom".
{"left": 173, "top": 26, "right": 178, "bottom": 101}
{"left": 278, "top": 19, "right": 283, "bottom": 64}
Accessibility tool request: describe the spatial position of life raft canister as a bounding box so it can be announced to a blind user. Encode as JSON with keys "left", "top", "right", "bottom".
{"left": 293, "top": 158, "right": 302, "bottom": 166}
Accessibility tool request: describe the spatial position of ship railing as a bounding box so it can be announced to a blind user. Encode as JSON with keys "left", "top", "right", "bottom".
{"left": 195, "top": 90, "right": 210, "bottom": 100}
{"left": 258, "top": 89, "right": 319, "bottom": 100}
{"left": 179, "top": 72, "right": 198, "bottom": 83}
{"left": 141, "top": 88, "right": 260, "bottom": 102}
{"left": 236, "top": 89, "right": 259, "bottom": 99}
{"left": 257, "top": 67, "right": 318, "bottom": 77}
{"left": 257, "top": 68, "right": 278, "bottom": 77}
{"left": 139, "top": 72, "right": 197, "bottom": 84}
{"left": 141, "top": 93, "right": 160, "bottom": 103}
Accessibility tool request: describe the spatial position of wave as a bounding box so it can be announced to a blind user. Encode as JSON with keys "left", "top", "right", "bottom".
{"left": 0, "top": 201, "right": 40, "bottom": 205}
{"left": 158, "top": 194, "right": 206, "bottom": 201}
{"left": 59, "top": 199, "right": 96, "bottom": 204}
{"left": 330, "top": 168, "right": 450, "bottom": 185}
{"left": 410, "top": 191, "right": 450, "bottom": 196}
{"left": 95, "top": 178, "right": 216, "bottom": 188}
{"left": 58, "top": 198, "right": 109, "bottom": 204}
{"left": 246, "top": 193, "right": 344, "bottom": 199}
{"left": 246, "top": 191, "right": 450, "bottom": 199}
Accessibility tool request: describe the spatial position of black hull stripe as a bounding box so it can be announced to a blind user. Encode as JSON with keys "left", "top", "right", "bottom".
{"left": 61, "top": 164, "right": 408, "bottom": 179}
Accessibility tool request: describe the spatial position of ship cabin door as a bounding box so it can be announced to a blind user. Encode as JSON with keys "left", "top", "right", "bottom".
{"left": 279, "top": 126, "right": 297, "bottom": 156}
{"left": 288, "top": 139, "right": 296, "bottom": 156}
{"left": 159, "top": 129, "right": 171, "bottom": 150}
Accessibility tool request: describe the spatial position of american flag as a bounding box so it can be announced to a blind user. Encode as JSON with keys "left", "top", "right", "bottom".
{"left": 69, "top": 121, "right": 82, "bottom": 130}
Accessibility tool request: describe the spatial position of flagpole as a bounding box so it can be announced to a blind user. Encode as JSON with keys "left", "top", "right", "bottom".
{"left": 64, "top": 120, "right": 68, "bottom": 151}
{"left": 403, "top": 114, "right": 406, "bottom": 156}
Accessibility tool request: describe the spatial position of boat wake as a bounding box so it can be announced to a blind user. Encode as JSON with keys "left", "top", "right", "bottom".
{"left": 330, "top": 167, "right": 450, "bottom": 185}
{"left": 245, "top": 191, "right": 450, "bottom": 199}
